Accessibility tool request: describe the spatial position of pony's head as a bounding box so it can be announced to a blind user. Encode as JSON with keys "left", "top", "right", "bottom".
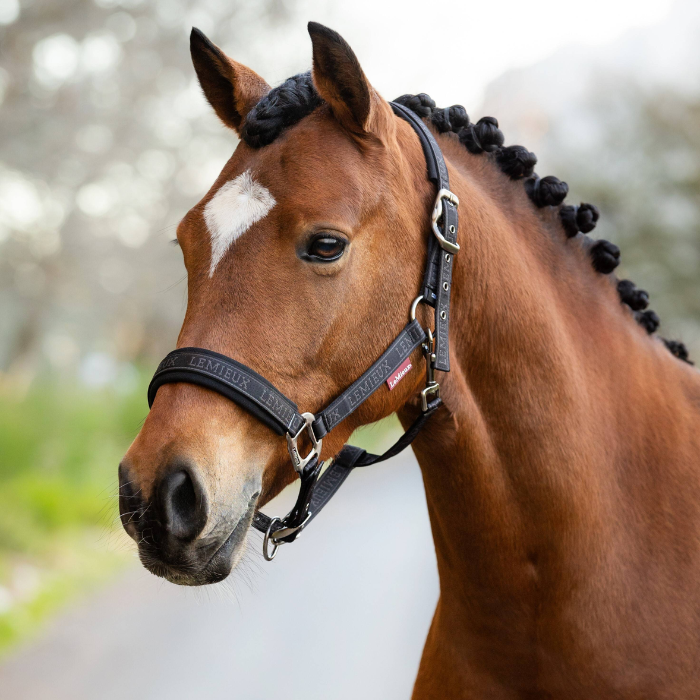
{"left": 119, "top": 24, "right": 434, "bottom": 584}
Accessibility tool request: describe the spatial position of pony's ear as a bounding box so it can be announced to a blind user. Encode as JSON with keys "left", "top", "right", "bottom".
{"left": 190, "top": 28, "right": 270, "bottom": 134}
{"left": 308, "top": 22, "right": 391, "bottom": 138}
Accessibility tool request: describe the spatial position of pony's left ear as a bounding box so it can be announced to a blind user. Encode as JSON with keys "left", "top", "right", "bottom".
{"left": 308, "top": 22, "right": 393, "bottom": 138}
{"left": 190, "top": 28, "right": 270, "bottom": 134}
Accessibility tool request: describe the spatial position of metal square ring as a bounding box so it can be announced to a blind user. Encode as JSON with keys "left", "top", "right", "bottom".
{"left": 286, "top": 412, "right": 323, "bottom": 473}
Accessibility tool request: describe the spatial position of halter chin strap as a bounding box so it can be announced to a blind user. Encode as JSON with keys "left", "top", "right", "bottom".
{"left": 147, "top": 102, "right": 458, "bottom": 560}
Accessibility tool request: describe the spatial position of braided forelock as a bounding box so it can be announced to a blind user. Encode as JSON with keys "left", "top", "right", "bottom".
{"left": 241, "top": 72, "right": 324, "bottom": 148}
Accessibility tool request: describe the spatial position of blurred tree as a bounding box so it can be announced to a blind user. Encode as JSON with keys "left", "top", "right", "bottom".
{"left": 481, "top": 4, "right": 700, "bottom": 357}
{"left": 547, "top": 77, "right": 700, "bottom": 352}
{"left": 0, "top": 0, "right": 299, "bottom": 381}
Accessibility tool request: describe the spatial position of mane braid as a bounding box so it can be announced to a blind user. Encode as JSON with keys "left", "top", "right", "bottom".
{"left": 241, "top": 79, "right": 692, "bottom": 365}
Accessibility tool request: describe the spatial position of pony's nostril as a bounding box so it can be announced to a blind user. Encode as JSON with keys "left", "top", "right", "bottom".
{"left": 171, "top": 471, "right": 195, "bottom": 517}
{"left": 159, "top": 468, "right": 208, "bottom": 542}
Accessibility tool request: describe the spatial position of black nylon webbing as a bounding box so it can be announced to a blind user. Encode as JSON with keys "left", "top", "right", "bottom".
{"left": 390, "top": 101, "right": 458, "bottom": 372}
{"left": 391, "top": 103, "right": 448, "bottom": 183}
{"left": 312, "top": 319, "right": 426, "bottom": 439}
{"left": 252, "top": 397, "right": 442, "bottom": 539}
{"left": 149, "top": 321, "right": 426, "bottom": 442}
{"left": 434, "top": 200, "right": 457, "bottom": 371}
{"left": 148, "top": 347, "right": 304, "bottom": 436}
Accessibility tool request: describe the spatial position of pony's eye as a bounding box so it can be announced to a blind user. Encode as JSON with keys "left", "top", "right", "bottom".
{"left": 306, "top": 235, "right": 346, "bottom": 262}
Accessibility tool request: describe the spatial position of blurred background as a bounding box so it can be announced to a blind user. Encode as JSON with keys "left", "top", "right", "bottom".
{"left": 0, "top": 0, "right": 699, "bottom": 697}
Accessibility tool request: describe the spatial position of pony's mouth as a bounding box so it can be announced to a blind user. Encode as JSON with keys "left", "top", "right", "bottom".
{"left": 138, "top": 492, "right": 258, "bottom": 586}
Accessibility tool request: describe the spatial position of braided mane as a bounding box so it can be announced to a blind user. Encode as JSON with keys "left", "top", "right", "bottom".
{"left": 240, "top": 78, "right": 692, "bottom": 365}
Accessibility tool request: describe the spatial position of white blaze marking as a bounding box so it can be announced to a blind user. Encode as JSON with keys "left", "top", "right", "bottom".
{"left": 204, "top": 170, "right": 276, "bottom": 277}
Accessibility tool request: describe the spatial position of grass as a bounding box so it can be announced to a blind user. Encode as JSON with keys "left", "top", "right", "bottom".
{"left": 0, "top": 374, "right": 149, "bottom": 657}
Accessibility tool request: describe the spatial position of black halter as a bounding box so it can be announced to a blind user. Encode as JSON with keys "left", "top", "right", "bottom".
{"left": 148, "top": 102, "right": 459, "bottom": 560}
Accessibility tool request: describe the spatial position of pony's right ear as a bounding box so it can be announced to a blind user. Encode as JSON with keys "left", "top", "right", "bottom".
{"left": 308, "top": 22, "right": 393, "bottom": 140}
{"left": 190, "top": 28, "right": 270, "bottom": 134}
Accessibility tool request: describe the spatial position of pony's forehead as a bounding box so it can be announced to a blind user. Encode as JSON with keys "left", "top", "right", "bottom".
{"left": 232, "top": 109, "right": 370, "bottom": 198}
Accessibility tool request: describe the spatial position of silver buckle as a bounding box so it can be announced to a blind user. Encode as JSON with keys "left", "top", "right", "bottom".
{"left": 286, "top": 412, "right": 322, "bottom": 474}
{"left": 420, "top": 328, "right": 440, "bottom": 411}
{"left": 431, "top": 188, "right": 460, "bottom": 254}
{"left": 421, "top": 383, "right": 441, "bottom": 412}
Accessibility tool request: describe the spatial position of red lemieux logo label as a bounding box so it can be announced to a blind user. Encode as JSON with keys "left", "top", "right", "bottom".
{"left": 386, "top": 357, "right": 413, "bottom": 390}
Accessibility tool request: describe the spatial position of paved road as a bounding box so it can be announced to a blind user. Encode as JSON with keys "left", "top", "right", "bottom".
{"left": 0, "top": 452, "right": 439, "bottom": 700}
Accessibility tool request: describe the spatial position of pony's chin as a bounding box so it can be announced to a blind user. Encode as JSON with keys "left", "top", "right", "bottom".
{"left": 140, "top": 528, "right": 247, "bottom": 586}
{"left": 137, "top": 500, "right": 255, "bottom": 586}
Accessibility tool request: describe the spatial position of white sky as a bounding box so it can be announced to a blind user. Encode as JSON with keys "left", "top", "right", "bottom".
{"left": 251, "top": 0, "right": 675, "bottom": 109}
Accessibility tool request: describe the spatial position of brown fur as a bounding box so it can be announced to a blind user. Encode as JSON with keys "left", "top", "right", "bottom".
{"left": 120, "top": 24, "right": 700, "bottom": 698}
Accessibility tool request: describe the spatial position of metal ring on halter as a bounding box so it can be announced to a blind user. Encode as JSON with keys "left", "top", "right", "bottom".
{"left": 263, "top": 517, "right": 283, "bottom": 561}
{"left": 285, "top": 412, "right": 322, "bottom": 474}
{"left": 410, "top": 295, "right": 425, "bottom": 322}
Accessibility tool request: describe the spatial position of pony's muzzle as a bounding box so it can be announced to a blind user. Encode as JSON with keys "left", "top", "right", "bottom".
{"left": 118, "top": 455, "right": 258, "bottom": 585}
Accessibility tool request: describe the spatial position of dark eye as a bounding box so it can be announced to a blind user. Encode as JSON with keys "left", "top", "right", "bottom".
{"left": 306, "top": 235, "right": 346, "bottom": 262}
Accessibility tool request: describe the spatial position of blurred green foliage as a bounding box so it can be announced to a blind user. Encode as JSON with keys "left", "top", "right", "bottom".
{"left": 0, "top": 375, "right": 148, "bottom": 654}
{"left": 0, "top": 376, "right": 147, "bottom": 546}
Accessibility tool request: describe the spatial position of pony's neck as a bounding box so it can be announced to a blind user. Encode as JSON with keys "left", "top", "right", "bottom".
{"left": 385, "top": 106, "right": 700, "bottom": 699}
{"left": 400, "top": 138, "right": 672, "bottom": 652}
